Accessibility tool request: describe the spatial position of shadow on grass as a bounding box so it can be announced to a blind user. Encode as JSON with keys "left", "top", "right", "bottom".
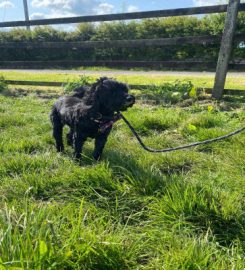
{"left": 153, "top": 182, "right": 245, "bottom": 248}
{"left": 0, "top": 88, "right": 60, "bottom": 99}
{"left": 58, "top": 147, "right": 168, "bottom": 196}
{"left": 187, "top": 196, "right": 245, "bottom": 248}
{"left": 27, "top": 144, "right": 195, "bottom": 226}
{"left": 48, "top": 140, "right": 195, "bottom": 198}
{"left": 193, "top": 212, "right": 244, "bottom": 248}
{"left": 104, "top": 149, "right": 193, "bottom": 196}
{"left": 222, "top": 95, "right": 245, "bottom": 104}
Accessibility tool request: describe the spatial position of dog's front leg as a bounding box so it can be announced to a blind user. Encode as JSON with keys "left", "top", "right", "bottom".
{"left": 93, "top": 128, "right": 112, "bottom": 161}
{"left": 66, "top": 128, "right": 74, "bottom": 146}
{"left": 74, "top": 128, "right": 87, "bottom": 159}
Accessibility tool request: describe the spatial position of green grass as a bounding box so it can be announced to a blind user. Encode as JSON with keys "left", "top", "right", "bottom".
{"left": 0, "top": 70, "right": 245, "bottom": 90}
{"left": 0, "top": 83, "right": 244, "bottom": 269}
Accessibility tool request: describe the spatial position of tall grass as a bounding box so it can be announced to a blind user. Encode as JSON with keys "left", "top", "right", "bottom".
{"left": 0, "top": 87, "right": 244, "bottom": 269}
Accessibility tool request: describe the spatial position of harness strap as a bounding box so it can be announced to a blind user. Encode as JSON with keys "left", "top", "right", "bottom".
{"left": 98, "top": 113, "right": 122, "bottom": 133}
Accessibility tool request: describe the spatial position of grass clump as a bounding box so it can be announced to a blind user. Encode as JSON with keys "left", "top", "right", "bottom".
{"left": 0, "top": 76, "right": 8, "bottom": 93}
{"left": 138, "top": 80, "right": 200, "bottom": 104}
{"left": 63, "top": 75, "right": 93, "bottom": 94}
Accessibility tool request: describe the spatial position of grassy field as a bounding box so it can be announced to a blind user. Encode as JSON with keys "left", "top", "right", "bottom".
{"left": 1, "top": 70, "right": 245, "bottom": 90}
{"left": 0, "top": 75, "right": 244, "bottom": 269}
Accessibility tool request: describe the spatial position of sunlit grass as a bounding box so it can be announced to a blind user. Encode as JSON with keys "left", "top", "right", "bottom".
{"left": 0, "top": 70, "right": 245, "bottom": 90}
{"left": 0, "top": 85, "right": 244, "bottom": 269}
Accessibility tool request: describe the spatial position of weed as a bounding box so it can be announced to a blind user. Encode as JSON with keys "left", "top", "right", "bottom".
{"left": 63, "top": 75, "right": 94, "bottom": 94}
{"left": 140, "top": 80, "right": 199, "bottom": 104}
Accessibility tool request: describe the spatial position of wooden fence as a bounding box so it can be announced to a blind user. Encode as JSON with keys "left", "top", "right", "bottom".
{"left": 4, "top": 79, "right": 245, "bottom": 96}
{"left": 0, "top": 0, "right": 244, "bottom": 98}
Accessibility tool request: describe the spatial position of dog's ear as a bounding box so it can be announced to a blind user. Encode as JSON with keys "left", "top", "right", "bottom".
{"left": 97, "top": 77, "right": 109, "bottom": 84}
{"left": 83, "top": 80, "right": 104, "bottom": 112}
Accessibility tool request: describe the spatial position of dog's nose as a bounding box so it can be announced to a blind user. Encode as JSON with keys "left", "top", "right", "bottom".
{"left": 126, "top": 95, "right": 135, "bottom": 103}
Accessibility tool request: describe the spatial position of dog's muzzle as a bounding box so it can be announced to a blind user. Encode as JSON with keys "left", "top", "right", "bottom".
{"left": 124, "top": 95, "right": 135, "bottom": 108}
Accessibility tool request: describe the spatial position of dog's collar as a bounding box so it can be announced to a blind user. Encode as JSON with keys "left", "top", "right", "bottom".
{"left": 91, "top": 113, "right": 122, "bottom": 133}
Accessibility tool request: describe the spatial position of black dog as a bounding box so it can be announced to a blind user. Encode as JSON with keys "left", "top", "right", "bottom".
{"left": 50, "top": 77, "right": 135, "bottom": 160}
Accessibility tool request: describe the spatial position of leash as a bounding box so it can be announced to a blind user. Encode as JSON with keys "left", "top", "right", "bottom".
{"left": 120, "top": 113, "right": 245, "bottom": 153}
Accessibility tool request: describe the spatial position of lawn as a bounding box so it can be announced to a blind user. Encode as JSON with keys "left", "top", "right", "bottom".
{"left": 0, "top": 77, "right": 244, "bottom": 269}
{"left": 1, "top": 70, "right": 245, "bottom": 90}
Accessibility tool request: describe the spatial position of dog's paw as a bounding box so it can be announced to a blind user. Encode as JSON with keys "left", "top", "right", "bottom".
{"left": 67, "top": 140, "right": 73, "bottom": 147}
{"left": 56, "top": 145, "right": 64, "bottom": 152}
{"left": 92, "top": 152, "right": 101, "bottom": 161}
{"left": 74, "top": 152, "right": 82, "bottom": 160}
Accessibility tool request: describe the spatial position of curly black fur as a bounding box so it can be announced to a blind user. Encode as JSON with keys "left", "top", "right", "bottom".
{"left": 50, "top": 77, "right": 135, "bottom": 160}
{"left": 71, "top": 85, "right": 90, "bottom": 99}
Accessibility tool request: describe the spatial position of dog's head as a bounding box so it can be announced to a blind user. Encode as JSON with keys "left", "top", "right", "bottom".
{"left": 91, "top": 77, "right": 135, "bottom": 114}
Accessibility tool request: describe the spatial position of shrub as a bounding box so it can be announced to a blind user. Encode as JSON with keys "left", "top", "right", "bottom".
{"left": 142, "top": 80, "right": 198, "bottom": 104}
{"left": 63, "top": 75, "right": 93, "bottom": 94}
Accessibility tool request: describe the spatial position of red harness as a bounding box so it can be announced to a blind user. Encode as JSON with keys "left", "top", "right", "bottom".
{"left": 98, "top": 113, "right": 122, "bottom": 133}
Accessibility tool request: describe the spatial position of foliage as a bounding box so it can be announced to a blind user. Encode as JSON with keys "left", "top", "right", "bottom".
{"left": 74, "top": 23, "right": 96, "bottom": 41}
{"left": 0, "top": 13, "right": 244, "bottom": 64}
{"left": 63, "top": 75, "right": 93, "bottom": 94}
{"left": 139, "top": 80, "right": 199, "bottom": 104}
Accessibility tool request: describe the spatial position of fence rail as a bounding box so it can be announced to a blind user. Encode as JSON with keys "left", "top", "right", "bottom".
{"left": 0, "top": 4, "right": 245, "bottom": 28}
{"left": 5, "top": 79, "right": 245, "bottom": 96}
{"left": 0, "top": 1, "right": 244, "bottom": 98}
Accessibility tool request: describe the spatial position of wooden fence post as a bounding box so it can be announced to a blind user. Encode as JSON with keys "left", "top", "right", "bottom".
{"left": 22, "top": 0, "right": 30, "bottom": 31}
{"left": 212, "top": 0, "right": 240, "bottom": 99}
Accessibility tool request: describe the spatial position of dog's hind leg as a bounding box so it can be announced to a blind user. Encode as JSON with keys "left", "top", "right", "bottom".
{"left": 66, "top": 128, "right": 74, "bottom": 146}
{"left": 50, "top": 108, "right": 64, "bottom": 152}
{"left": 73, "top": 129, "right": 87, "bottom": 159}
